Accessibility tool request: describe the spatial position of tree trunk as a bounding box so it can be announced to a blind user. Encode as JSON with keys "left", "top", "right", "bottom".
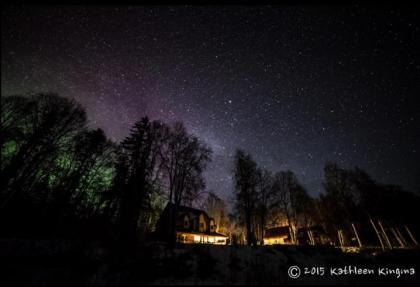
{"left": 351, "top": 223, "right": 362, "bottom": 248}
{"left": 337, "top": 229, "right": 343, "bottom": 247}
{"left": 396, "top": 227, "right": 408, "bottom": 247}
{"left": 370, "top": 217, "right": 385, "bottom": 250}
{"left": 405, "top": 225, "right": 418, "bottom": 245}
{"left": 285, "top": 211, "right": 295, "bottom": 244}
{"left": 260, "top": 215, "right": 265, "bottom": 245}
{"left": 169, "top": 203, "right": 178, "bottom": 249}
{"left": 390, "top": 227, "right": 404, "bottom": 248}
{"left": 246, "top": 213, "right": 253, "bottom": 246}
{"left": 308, "top": 230, "right": 315, "bottom": 245}
{"left": 378, "top": 220, "right": 392, "bottom": 249}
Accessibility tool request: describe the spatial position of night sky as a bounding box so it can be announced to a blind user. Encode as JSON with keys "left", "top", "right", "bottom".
{"left": 2, "top": 5, "right": 420, "bottom": 202}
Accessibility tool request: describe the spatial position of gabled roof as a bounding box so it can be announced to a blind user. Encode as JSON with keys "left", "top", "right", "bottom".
{"left": 155, "top": 202, "right": 225, "bottom": 237}
{"left": 165, "top": 202, "right": 214, "bottom": 221}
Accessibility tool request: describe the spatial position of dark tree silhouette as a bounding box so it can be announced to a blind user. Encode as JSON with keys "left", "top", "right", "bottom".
{"left": 320, "top": 162, "right": 363, "bottom": 245}
{"left": 271, "top": 170, "right": 309, "bottom": 244}
{"left": 1, "top": 94, "right": 86, "bottom": 209}
{"left": 111, "top": 117, "right": 169, "bottom": 245}
{"left": 201, "top": 192, "right": 229, "bottom": 235}
{"left": 1, "top": 93, "right": 115, "bottom": 239}
{"left": 318, "top": 163, "right": 420, "bottom": 248}
{"left": 233, "top": 149, "right": 258, "bottom": 246}
{"left": 164, "top": 122, "right": 212, "bottom": 247}
{"left": 48, "top": 128, "right": 115, "bottom": 219}
{"left": 254, "top": 168, "right": 275, "bottom": 245}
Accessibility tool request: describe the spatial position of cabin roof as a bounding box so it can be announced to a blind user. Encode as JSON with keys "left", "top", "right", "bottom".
{"left": 165, "top": 202, "right": 214, "bottom": 221}
{"left": 264, "top": 226, "right": 290, "bottom": 238}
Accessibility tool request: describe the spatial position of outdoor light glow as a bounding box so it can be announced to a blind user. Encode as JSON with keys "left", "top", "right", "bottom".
{"left": 2, "top": 5, "right": 419, "bottom": 286}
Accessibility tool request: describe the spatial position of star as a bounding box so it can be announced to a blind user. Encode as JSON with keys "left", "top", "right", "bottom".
{"left": 2, "top": 5, "right": 419, "bottom": 202}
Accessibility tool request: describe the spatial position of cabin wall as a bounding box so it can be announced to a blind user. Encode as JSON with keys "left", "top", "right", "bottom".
{"left": 176, "top": 232, "right": 227, "bottom": 244}
{"left": 264, "top": 236, "right": 289, "bottom": 245}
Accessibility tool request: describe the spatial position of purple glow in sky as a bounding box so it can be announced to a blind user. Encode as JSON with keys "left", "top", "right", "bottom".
{"left": 2, "top": 6, "right": 420, "bottom": 201}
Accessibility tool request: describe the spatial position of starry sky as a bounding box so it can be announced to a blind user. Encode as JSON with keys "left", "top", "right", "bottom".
{"left": 2, "top": 5, "right": 420, "bottom": 202}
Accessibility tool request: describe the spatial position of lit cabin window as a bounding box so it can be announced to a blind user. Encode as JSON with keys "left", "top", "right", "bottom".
{"left": 199, "top": 214, "right": 206, "bottom": 232}
{"left": 210, "top": 219, "right": 215, "bottom": 232}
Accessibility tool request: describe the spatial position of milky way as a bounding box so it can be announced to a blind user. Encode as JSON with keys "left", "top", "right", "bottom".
{"left": 2, "top": 5, "right": 420, "bottom": 201}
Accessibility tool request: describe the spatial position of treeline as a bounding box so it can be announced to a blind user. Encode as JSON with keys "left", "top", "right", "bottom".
{"left": 232, "top": 150, "right": 420, "bottom": 247}
{"left": 2, "top": 93, "right": 419, "bottom": 249}
{"left": 232, "top": 150, "right": 312, "bottom": 245}
{"left": 320, "top": 163, "right": 420, "bottom": 248}
{"left": 0, "top": 93, "right": 211, "bottom": 246}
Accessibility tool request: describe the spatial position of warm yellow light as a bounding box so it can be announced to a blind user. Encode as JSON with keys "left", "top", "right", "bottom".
{"left": 214, "top": 236, "right": 227, "bottom": 245}
{"left": 264, "top": 236, "right": 287, "bottom": 245}
{"left": 194, "top": 235, "right": 201, "bottom": 243}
